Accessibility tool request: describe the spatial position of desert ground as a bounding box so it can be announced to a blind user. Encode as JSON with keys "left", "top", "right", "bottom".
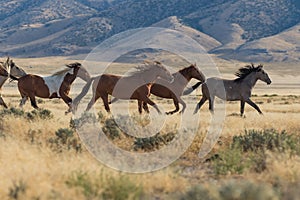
{"left": 0, "top": 57, "right": 299, "bottom": 199}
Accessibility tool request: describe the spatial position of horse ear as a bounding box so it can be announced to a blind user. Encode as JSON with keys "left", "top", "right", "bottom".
{"left": 257, "top": 64, "right": 263, "bottom": 70}
{"left": 66, "top": 63, "right": 81, "bottom": 68}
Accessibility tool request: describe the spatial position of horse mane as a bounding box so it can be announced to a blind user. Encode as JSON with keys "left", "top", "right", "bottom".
{"left": 127, "top": 60, "right": 165, "bottom": 77}
{"left": 52, "top": 68, "right": 73, "bottom": 76}
{"left": 178, "top": 64, "right": 196, "bottom": 74}
{"left": 52, "top": 62, "right": 81, "bottom": 76}
{"left": 234, "top": 63, "right": 263, "bottom": 82}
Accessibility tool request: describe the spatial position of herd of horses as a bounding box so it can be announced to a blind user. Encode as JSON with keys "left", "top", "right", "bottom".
{"left": 0, "top": 57, "right": 272, "bottom": 116}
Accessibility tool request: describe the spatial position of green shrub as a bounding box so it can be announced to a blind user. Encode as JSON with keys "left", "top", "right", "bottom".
{"left": 133, "top": 132, "right": 176, "bottom": 151}
{"left": 219, "top": 180, "right": 279, "bottom": 200}
{"left": 66, "top": 171, "right": 143, "bottom": 200}
{"left": 0, "top": 108, "right": 53, "bottom": 121}
{"left": 66, "top": 171, "right": 100, "bottom": 199}
{"left": 48, "top": 128, "right": 81, "bottom": 153}
{"left": 70, "top": 112, "right": 98, "bottom": 130}
{"left": 181, "top": 180, "right": 279, "bottom": 200}
{"left": 212, "top": 146, "right": 250, "bottom": 175}
{"left": 102, "top": 176, "right": 143, "bottom": 200}
{"left": 102, "top": 118, "right": 121, "bottom": 140}
{"left": 232, "top": 129, "right": 300, "bottom": 155}
{"left": 180, "top": 185, "right": 219, "bottom": 200}
{"left": 8, "top": 180, "right": 27, "bottom": 200}
{"left": 0, "top": 107, "right": 24, "bottom": 117}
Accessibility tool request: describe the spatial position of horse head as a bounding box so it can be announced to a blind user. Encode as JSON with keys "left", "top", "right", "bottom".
{"left": 5, "top": 58, "right": 27, "bottom": 78}
{"left": 66, "top": 62, "right": 91, "bottom": 82}
{"left": 256, "top": 64, "right": 271, "bottom": 85}
{"left": 186, "top": 64, "right": 206, "bottom": 83}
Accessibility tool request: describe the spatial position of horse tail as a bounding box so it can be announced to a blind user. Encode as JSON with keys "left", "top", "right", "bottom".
{"left": 183, "top": 81, "right": 202, "bottom": 95}
{"left": 73, "top": 77, "right": 96, "bottom": 105}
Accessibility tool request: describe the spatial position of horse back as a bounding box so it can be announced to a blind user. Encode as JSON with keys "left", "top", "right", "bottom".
{"left": 18, "top": 74, "right": 50, "bottom": 98}
{"left": 94, "top": 74, "right": 121, "bottom": 94}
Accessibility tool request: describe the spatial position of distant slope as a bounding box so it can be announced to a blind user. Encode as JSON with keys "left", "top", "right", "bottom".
{"left": 224, "top": 23, "right": 300, "bottom": 62}
{"left": 153, "top": 16, "right": 221, "bottom": 52}
{"left": 0, "top": 0, "right": 299, "bottom": 62}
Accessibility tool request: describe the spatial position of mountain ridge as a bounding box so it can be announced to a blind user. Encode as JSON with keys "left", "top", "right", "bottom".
{"left": 0, "top": 0, "right": 299, "bottom": 62}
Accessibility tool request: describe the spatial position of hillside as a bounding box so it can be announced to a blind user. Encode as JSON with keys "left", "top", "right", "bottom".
{"left": 0, "top": 0, "right": 299, "bottom": 62}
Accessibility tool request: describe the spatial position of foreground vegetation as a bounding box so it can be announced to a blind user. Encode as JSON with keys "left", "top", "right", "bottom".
{"left": 0, "top": 94, "right": 299, "bottom": 200}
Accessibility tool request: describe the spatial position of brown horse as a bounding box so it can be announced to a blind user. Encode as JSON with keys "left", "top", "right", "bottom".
{"left": 0, "top": 63, "right": 9, "bottom": 78}
{"left": 15, "top": 62, "right": 90, "bottom": 113}
{"left": 0, "top": 57, "right": 27, "bottom": 108}
{"left": 73, "top": 61, "right": 174, "bottom": 114}
{"left": 110, "top": 64, "right": 206, "bottom": 114}
{"left": 184, "top": 64, "right": 272, "bottom": 116}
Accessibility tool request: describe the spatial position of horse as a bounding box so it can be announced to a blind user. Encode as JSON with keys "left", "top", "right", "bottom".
{"left": 110, "top": 63, "right": 206, "bottom": 114}
{"left": 73, "top": 61, "right": 174, "bottom": 114}
{"left": 15, "top": 62, "right": 90, "bottom": 113}
{"left": 0, "top": 57, "right": 27, "bottom": 108}
{"left": 183, "top": 64, "right": 272, "bottom": 116}
{"left": 0, "top": 63, "right": 10, "bottom": 78}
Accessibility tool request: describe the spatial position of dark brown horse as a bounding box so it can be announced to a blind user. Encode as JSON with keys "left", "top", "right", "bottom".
{"left": 73, "top": 61, "right": 174, "bottom": 114}
{"left": 15, "top": 62, "right": 90, "bottom": 113}
{"left": 0, "top": 57, "right": 27, "bottom": 108}
{"left": 184, "top": 64, "right": 272, "bottom": 116}
{"left": 110, "top": 64, "right": 206, "bottom": 114}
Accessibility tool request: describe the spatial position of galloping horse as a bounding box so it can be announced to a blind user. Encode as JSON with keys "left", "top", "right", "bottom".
{"left": 0, "top": 57, "right": 27, "bottom": 108}
{"left": 15, "top": 62, "right": 90, "bottom": 113}
{"left": 0, "top": 63, "right": 10, "bottom": 78}
{"left": 73, "top": 61, "right": 174, "bottom": 114}
{"left": 110, "top": 64, "right": 206, "bottom": 114}
{"left": 184, "top": 64, "right": 272, "bottom": 116}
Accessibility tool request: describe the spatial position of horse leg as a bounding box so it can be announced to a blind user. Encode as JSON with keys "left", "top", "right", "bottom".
{"left": 240, "top": 100, "right": 245, "bottom": 116}
{"left": 109, "top": 97, "right": 119, "bottom": 104}
{"left": 138, "top": 100, "right": 143, "bottom": 114}
{"left": 0, "top": 96, "right": 8, "bottom": 108}
{"left": 100, "top": 93, "right": 110, "bottom": 113}
{"left": 246, "top": 98, "right": 263, "bottom": 115}
{"left": 142, "top": 102, "right": 149, "bottom": 113}
{"left": 166, "top": 98, "right": 179, "bottom": 115}
{"left": 194, "top": 96, "right": 207, "bottom": 114}
{"left": 86, "top": 92, "right": 100, "bottom": 111}
{"left": 208, "top": 96, "right": 215, "bottom": 113}
{"left": 60, "top": 93, "right": 73, "bottom": 114}
{"left": 178, "top": 97, "right": 186, "bottom": 114}
{"left": 142, "top": 97, "right": 161, "bottom": 114}
{"left": 29, "top": 94, "right": 39, "bottom": 109}
{"left": 19, "top": 96, "right": 28, "bottom": 108}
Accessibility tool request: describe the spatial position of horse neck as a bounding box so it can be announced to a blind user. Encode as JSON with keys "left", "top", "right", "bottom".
{"left": 0, "top": 76, "right": 7, "bottom": 87}
{"left": 243, "top": 72, "right": 259, "bottom": 88}
{"left": 179, "top": 69, "right": 192, "bottom": 82}
{"left": 139, "top": 69, "right": 159, "bottom": 83}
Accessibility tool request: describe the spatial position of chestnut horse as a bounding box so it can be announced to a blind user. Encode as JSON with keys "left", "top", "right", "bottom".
{"left": 0, "top": 57, "right": 27, "bottom": 108}
{"left": 73, "top": 61, "right": 173, "bottom": 114}
{"left": 111, "top": 64, "right": 206, "bottom": 114}
{"left": 15, "top": 62, "right": 90, "bottom": 113}
{"left": 184, "top": 64, "right": 272, "bottom": 116}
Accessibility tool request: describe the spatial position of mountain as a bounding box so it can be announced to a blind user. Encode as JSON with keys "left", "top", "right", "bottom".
{"left": 0, "top": 0, "right": 299, "bottom": 62}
